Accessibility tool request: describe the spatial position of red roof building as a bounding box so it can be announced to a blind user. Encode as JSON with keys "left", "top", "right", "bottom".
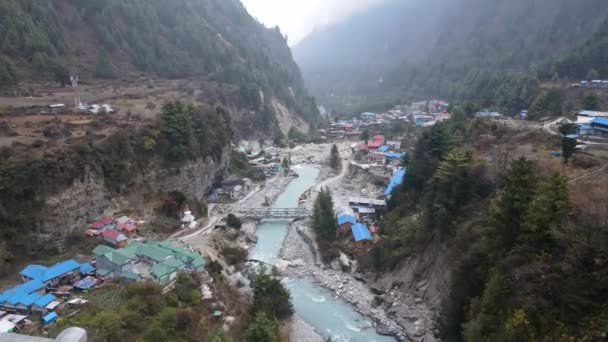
{"left": 117, "top": 222, "right": 138, "bottom": 238}
{"left": 90, "top": 217, "right": 114, "bottom": 230}
{"left": 368, "top": 135, "right": 385, "bottom": 149}
{"left": 101, "top": 229, "right": 128, "bottom": 248}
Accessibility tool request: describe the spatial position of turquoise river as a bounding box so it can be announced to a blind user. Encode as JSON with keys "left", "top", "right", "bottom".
{"left": 250, "top": 165, "right": 395, "bottom": 342}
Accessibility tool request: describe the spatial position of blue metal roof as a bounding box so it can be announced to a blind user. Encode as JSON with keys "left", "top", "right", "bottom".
{"left": 579, "top": 110, "right": 608, "bottom": 116}
{"left": 79, "top": 262, "right": 95, "bottom": 274}
{"left": 385, "top": 152, "right": 405, "bottom": 159}
{"left": 42, "top": 312, "right": 58, "bottom": 325}
{"left": 378, "top": 145, "right": 389, "bottom": 152}
{"left": 565, "top": 134, "right": 578, "bottom": 139}
{"left": 351, "top": 223, "right": 373, "bottom": 242}
{"left": 19, "top": 292, "right": 42, "bottom": 306}
{"left": 20, "top": 259, "right": 80, "bottom": 283}
{"left": 337, "top": 214, "right": 357, "bottom": 226}
{"left": 34, "top": 293, "right": 56, "bottom": 308}
{"left": 384, "top": 168, "right": 407, "bottom": 196}
{"left": 578, "top": 124, "right": 592, "bottom": 130}
{"left": 20, "top": 265, "right": 47, "bottom": 280}
{"left": 592, "top": 117, "right": 608, "bottom": 126}
{"left": 0, "top": 279, "right": 45, "bottom": 306}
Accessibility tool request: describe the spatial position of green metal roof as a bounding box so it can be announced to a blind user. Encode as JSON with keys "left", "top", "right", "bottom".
{"left": 138, "top": 243, "right": 173, "bottom": 262}
{"left": 192, "top": 257, "right": 205, "bottom": 267}
{"left": 97, "top": 268, "right": 112, "bottom": 276}
{"left": 93, "top": 245, "right": 114, "bottom": 256}
{"left": 151, "top": 263, "right": 174, "bottom": 279}
{"left": 163, "top": 259, "right": 185, "bottom": 269}
{"left": 120, "top": 272, "right": 140, "bottom": 280}
{"left": 105, "top": 251, "right": 131, "bottom": 265}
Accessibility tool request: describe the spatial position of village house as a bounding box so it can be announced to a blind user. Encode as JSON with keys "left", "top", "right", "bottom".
{"left": 577, "top": 110, "right": 608, "bottom": 124}
{"left": 337, "top": 214, "right": 357, "bottom": 235}
{"left": 367, "top": 135, "right": 385, "bottom": 149}
{"left": 351, "top": 223, "right": 373, "bottom": 249}
{"left": 117, "top": 221, "right": 138, "bottom": 238}
{"left": 20, "top": 259, "right": 81, "bottom": 286}
{"left": 93, "top": 241, "right": 206, "bottom": 285}
{"left": 89, "top": 217, "right": 115, "bottom": 231}
{"left": 101, "top": 229, "right": 128, "bottom": 248}
{"left": 94, "top": 245, "right": 133, "bottom": 279}
{"left": 591, "top": 117, "right": 608, "bottom": 136}
{"left": 0, "top": 259, "right": 91, "bottom": 317}
{"left": 48, "top": 104, "right": 66, "bottom": 114}
{"left": 386, "top": 140, "right": 402, "bottom": 150}
{"left": 384, "top": 167, "right": 407, "bottom": 199}
{"left": 361, "top": 112, "right": 376, "bottom": 121}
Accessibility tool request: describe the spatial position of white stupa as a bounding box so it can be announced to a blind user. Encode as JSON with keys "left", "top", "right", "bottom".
{"left": 181, "top": 208, "right": 196, "bottom": 229}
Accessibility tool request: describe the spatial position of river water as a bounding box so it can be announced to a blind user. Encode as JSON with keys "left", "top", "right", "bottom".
{"left": 250, "top": 165, "right": 395, "bottom": 342}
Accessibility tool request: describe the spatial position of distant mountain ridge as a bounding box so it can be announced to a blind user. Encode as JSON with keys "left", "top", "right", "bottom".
{"left": 0, "top": 0, "right": 319, "bottom": 134}
{"left": 294, "top": 0, "right": 608, "bottom": 112}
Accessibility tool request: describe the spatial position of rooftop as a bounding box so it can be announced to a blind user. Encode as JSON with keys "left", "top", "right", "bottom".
{"left": 591, "top": 117, "right": 608, "bottom": 126}
{"left": 151, "top": 263, "right": 174, "bottom": 279}
{"left": 20, "top": 259, "right": 80, "bottom": 282}
{"left": 337, "top": 214, "right": 357, "bottom": 226}
{"left": 351, "top": 223, "right": 373, "bottom": 242}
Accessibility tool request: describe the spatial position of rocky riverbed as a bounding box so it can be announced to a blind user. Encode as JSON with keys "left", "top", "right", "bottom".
{"left": 278, "top": 213, "right": 436, "bottom": 342}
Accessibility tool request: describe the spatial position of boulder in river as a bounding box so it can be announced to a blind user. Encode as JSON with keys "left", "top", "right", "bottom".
{"left": 376, "top": 324, "right": 395, "bottom": 336}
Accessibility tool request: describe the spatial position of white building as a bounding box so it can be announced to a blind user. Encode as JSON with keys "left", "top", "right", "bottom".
{"left": 577, "top": 110, "right": 608, "bottom": 124}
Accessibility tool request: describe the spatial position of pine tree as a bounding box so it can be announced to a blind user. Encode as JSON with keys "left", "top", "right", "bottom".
{"left": 582, "top": 94, "right": 601, "bottom": 111}
{"left": 361, "top": 130, "right": 370, "bottom": 144}
{"left": 95, "top": 49, "right": 117, "bottom": 79}
{"left": 244, "top": 311, "right": 280, "bottom": 342}
{"left": 484, "top": 157, "right": 538, "bottom": 259}
{"left": 312, "top": 188, "right": 338, "bottom": 241}
{"left": 520, "top": 175, "right": 570, "bottom": 251}
{"left": 251, "top": 268, "right": 293, "bottom": 320}
{"left": 562, "top": 137, "right": 577, "bottom": 164}
{"left": 160, "top": 100, "right": 194, "bottom": 160}
{"left": 329, "top": 144, "right": 341, "bottom": 171}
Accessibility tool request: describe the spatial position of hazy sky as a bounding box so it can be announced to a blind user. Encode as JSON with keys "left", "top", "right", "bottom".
{"left": 241, "top": 0, "right": 385, "bottom": 45}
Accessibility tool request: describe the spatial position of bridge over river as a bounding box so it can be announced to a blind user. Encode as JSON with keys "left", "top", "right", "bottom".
{"left": 242, "top": 207, "right": 309, "bottom": 219}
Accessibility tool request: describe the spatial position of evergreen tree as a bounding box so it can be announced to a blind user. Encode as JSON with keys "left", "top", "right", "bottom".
{"left": 520, "top": 175, "right": 570, "bottom": 251}
{"left": 251, "top": 268, "right": 293, "bottom": 320}
{"left": 282, "top": 157, "right": 290, "bottom": 174}
{"left": 484, "top": 158, "right": 538, "bottom": 259}
{"left": 95, "top": 49, "right": 117, "bottom": 79}
{"left": 159, "top": 100, "right": 194, "bottom": 160}
{"left": 0, "top": 58, "right": 17, "bottom": 87}
{"left": 312, "top": 188, "right": 338, "bottom": 241}
{"left": 244, "top": 311, "right": 280, "bottom": 342}
{"left": 329, "top": 144, "right": 341, "bottom": 171}
{"left": 361, "top": 130, "right": 370, "bottom": 144}
{"left": 582, "top": 94, "right": 601, "bottom": 111}
{"left": 562, "top": 136, "right": 577, "bottom": 164}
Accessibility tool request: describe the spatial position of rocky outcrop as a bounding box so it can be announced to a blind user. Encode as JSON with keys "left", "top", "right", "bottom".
{"left": 37, "top": 147, "right": 230, "bottom": 238}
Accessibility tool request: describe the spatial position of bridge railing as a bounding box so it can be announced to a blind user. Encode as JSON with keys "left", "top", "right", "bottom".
{"left": 242, "top": 207, "right": 310, "bottom": 219}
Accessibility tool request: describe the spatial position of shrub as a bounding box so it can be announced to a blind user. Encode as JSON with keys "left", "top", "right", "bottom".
{"left": 226, "top": 213, "right": 242, "bottom": 229}
{"left": 221, "top": 246, "right": 248, "bottom": 265}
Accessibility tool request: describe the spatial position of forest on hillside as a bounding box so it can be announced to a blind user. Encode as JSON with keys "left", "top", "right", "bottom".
{"left": 369, "top": 107, "right": 608, "bottom": 341}
{"left": 294, "top": 0, "right": 608, "bottom": 114}
{"left": 0, "top": 0, "right": 320, "bottom": 132}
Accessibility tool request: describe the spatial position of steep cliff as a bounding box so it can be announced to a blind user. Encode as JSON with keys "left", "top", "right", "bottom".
{"left": 0, "top": 104, "right": 232, "bottom": 267}
{"left": 37, "top": 148, "right": 229, "bottom": 239}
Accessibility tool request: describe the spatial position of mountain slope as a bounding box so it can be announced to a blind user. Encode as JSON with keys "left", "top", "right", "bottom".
{"left": 0, "top": 0, "right": 319, "bottom": 134}
{"left": 294, "top": 0, "right": 608, "bottom": 112}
